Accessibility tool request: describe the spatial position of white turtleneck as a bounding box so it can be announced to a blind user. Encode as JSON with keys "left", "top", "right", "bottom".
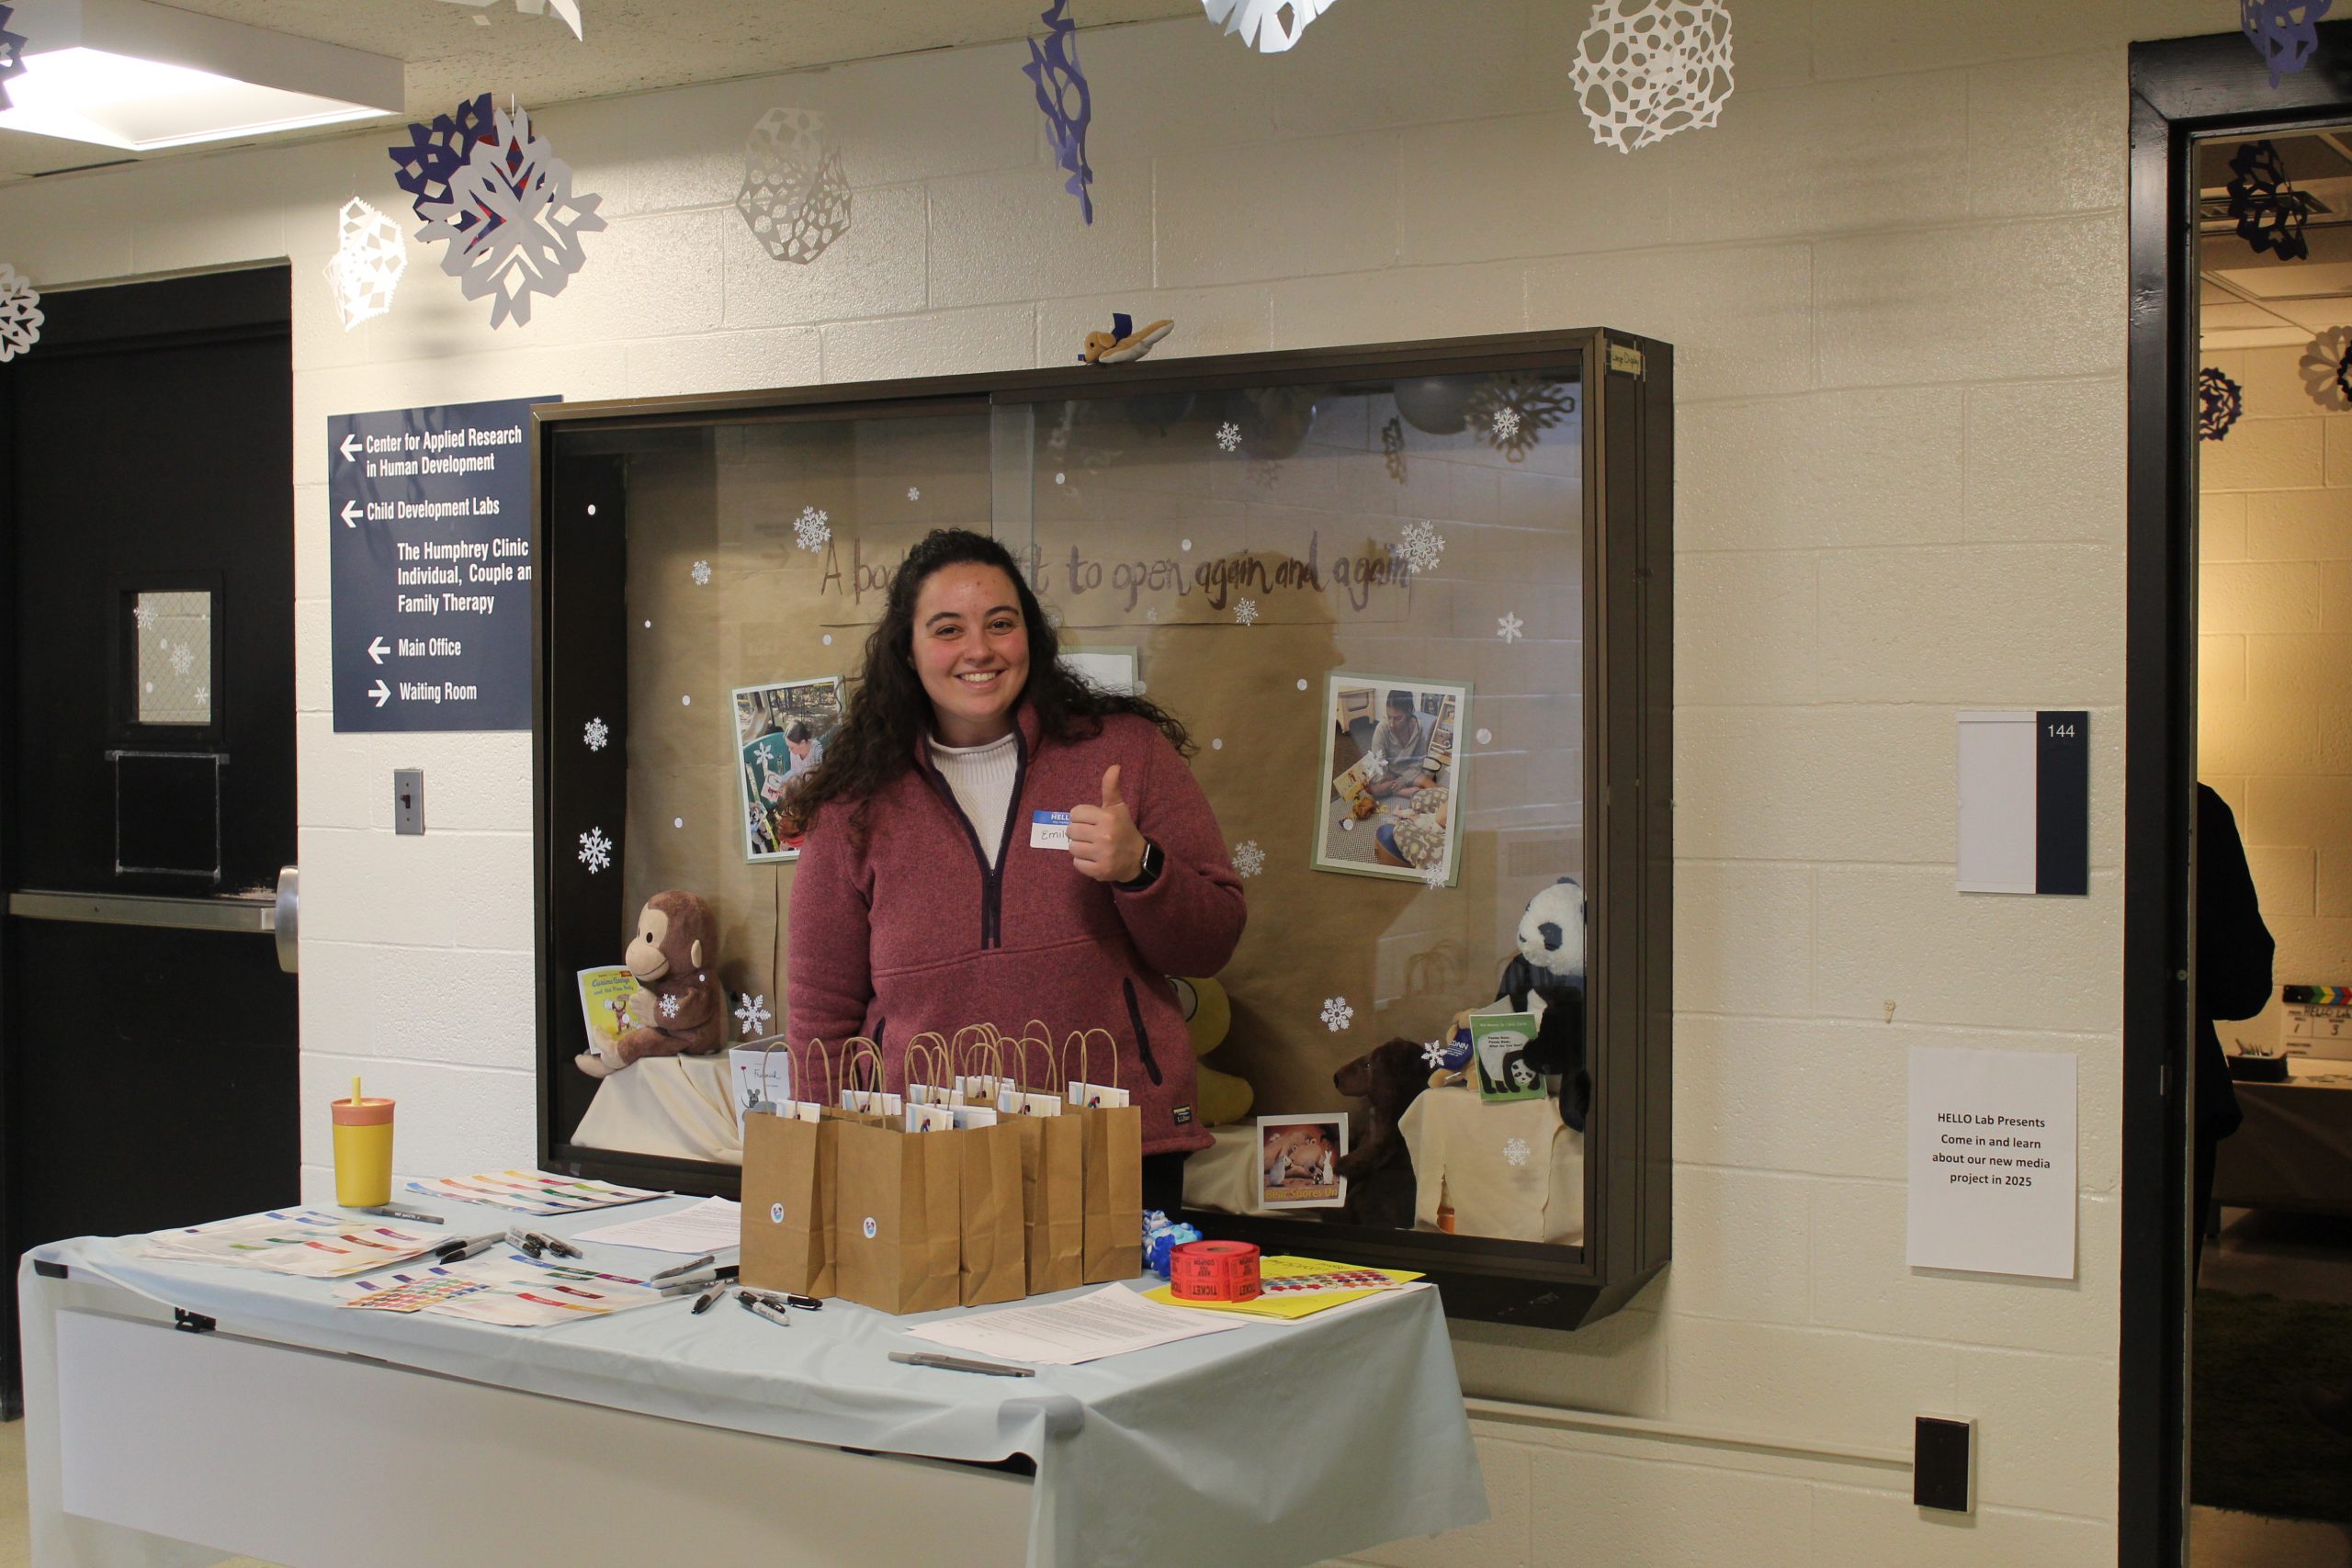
{"left": 927, "top": 730, "right": 1020, "bottom": 867}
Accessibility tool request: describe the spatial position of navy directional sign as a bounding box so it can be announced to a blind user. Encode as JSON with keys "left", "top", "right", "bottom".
{"left": 328, "top": 396, "right": 556, "bottom": 731}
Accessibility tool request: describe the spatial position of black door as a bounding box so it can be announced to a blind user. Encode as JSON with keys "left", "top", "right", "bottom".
{"left": 1, "top": 266, "right": 300, "bottom": 1408}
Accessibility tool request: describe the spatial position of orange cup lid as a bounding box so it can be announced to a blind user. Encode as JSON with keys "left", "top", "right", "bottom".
{"left": 333, "top": 1096, "right": 394, "bottom": 1126}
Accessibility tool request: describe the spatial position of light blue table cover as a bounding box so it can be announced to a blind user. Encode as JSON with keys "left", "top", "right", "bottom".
{"left": 27, "top": 1196, "right": 1486, "bottom": 1568}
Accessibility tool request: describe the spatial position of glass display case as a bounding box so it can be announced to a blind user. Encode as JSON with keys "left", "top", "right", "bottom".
{"left": 533, "top": 330, "right": 1671, "bottom": 1328}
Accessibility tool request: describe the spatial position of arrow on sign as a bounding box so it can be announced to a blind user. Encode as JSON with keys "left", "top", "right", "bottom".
{"left": 368, "top": 637, "right": 390, "bottom": 665}
{"left": 340, "top": 434, "right": 362, "bottom": 462}
{"left": 369, "top": 679, "right": 390, "bottom": 708}
{"left": 340, "top": 500, "right": 363, "bottom": 528}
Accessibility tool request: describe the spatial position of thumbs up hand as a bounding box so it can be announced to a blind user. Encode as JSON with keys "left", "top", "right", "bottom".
{"left": 1069, "top": 763, "right": 1146, "bottom": 884}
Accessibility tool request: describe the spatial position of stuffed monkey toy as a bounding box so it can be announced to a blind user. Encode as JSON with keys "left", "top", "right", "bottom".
{"left": 575, "top": 891, "right": 724, "bottom": 1077}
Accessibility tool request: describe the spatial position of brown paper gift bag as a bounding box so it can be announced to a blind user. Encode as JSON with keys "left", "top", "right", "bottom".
{"left": 957, "top": 1121, "right": 1027, "bottom": 1305}
{"left": 738, "top": 1041, "right": 837, "bottom": 1299}
{"left": 1011, "top": 1023, "right": 1085, "bottom": 1295}
{"left": 1066, "top": 1028, "right": 1144, "bottom": 1283}
{"left": 832, "top": 1037, "right": 961, "bottom": 1315}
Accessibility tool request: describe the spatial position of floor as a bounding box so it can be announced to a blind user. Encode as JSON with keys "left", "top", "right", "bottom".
{"left": 2190, "top": 1207, "right": 2352, "bottom": 1568}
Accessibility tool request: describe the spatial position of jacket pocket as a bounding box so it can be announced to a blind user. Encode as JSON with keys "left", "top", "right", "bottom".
{"left": 1122, "top": 977, "right": 1163, "bottom": 1087}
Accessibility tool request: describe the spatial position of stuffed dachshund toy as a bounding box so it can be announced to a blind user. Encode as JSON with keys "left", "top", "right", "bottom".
{"left": 1495, "top": 876, "right": 1590, "bottom": 1132}
{"left": 1078, "top": 312, "right": 1174, "bottom": 365}
{"left": 1331, "top": 1035, "right": 1431, "bottom": 1229}
{"left": 576, "top": 890, "right": 724, "bottom": 1077}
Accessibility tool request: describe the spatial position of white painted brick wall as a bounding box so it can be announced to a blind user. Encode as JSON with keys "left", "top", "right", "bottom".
{"left": 0, "top": 1, "right": 2235, "bottom": 1560}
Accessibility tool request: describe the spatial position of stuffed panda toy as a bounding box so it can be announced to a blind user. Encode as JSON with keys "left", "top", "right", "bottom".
{"left": 1495, "top": 876, "right": 1590, "bottom": 1132}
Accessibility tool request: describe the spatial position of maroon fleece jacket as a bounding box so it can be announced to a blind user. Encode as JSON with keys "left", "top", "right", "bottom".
{"left": 786, "top": 702, "right": 1245, "bottom": 1156}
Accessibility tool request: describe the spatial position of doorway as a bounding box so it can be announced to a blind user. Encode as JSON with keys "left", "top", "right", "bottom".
{"left": 0, "top": 265, "right": 300, "bottom": 1412}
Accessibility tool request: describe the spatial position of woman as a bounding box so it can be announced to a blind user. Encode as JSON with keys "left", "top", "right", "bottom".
{"left": 782, "top": 528, "right": 1245, "bottom": 1208}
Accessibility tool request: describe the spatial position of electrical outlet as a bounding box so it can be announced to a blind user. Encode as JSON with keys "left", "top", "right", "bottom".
{"left": 394, "top": 768, "right": 424, "bottom": 836}
{"left": 1913, "top": 1416, "right": 1973, "bottom": 1514}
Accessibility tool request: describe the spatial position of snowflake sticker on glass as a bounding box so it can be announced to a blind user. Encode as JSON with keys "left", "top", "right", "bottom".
{"left": 1503, "top": 1136, "right": 1531, "bottom": 1168}
{"left": 578, "top": 826, "right": 612, "bottom": 874}
{"left": 1497, "top": 611, "right": 1526, "bottom": 643}
{"left": 0, "top": 4, "right": 27, "bottom": 111}
{"left": 583, "top": 716, "right": 609, "bottom": 751}
{"left": 1319, "top": 997, "right": 1353, "bottom": 1032}
{"left": 659, "top": 993, "right": 681, "bottom": 1020}
{"left": 2227, "top": 140, "right": 2311, "bottom": 260}
{"left": 1216, "top": 421, "right": 1242, "bottom": 452}
{"left": 1465, "top": 374, "right": 1574, "bottom": 462}
{"left": 691, "top": 559, "right": 712, "bottom": 587}
{"left": 1023, "top": 0, "right": 1095, "bottom": 224}
{"left": 1397, "top": 520, "right": 1445, "bottom": 575}
{"left": 2301, "top": 327, "right": 2352, "bottom": 412}
{"left": 323, "top": 198, "right": 408, "bottom": 332}
{"left": 2199, "top": 368, "right": 2244, "bottom": 443}
{"left": 794, "top": 506, "right": 831, "bottom": 553}
{"left": 1234, "top": 597, "right": 1260, "bottom": 626}
{"left": 1570, "top": 0, "right": 1735, "bottom": 154}
{"left": 735, "top": 994, "right": 771, "bottom": 1037}
{"left": 0, "top": 262, "right": 42, "bottom": 364}
{"left": 736, "top": 108, "right": 852, "bottom": 265}
{"left": 1201, "top": 0, "right": 1340, "bottom": 52}
{"left": 414, "top": 99, "right": 607, "bottom": 330}
{"left": 2244, "top": 0, "right": 2332, "bottom": 85}
{"left": 1232, "top": 840, "right": 1265, "bottom": 878}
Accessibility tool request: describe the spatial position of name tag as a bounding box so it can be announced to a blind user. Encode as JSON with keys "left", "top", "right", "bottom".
{"left": 1030, "top": 810, "right": 1071, "bottom": 850}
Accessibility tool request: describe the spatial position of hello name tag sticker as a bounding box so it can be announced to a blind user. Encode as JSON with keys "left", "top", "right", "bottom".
{"left": 1031, "top": 810, "right": 1072, "bottom": 851}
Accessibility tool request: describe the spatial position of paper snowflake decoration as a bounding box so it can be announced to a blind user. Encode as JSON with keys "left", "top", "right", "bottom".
{"left": 577, "top": 827, "right": 612, "bottom": 874}
{"left": 583, "top": 716, "right": 609, "bottom": 750}
{"left": 691, "top": 558, "right": 712, "bottom": 586}
{"left": 389, "top": 93, "right": 497, "bottom": 227}
{"left": 1320, "top": 997, "right": 1354, "bottom": 1032}
{"left": 1023, "top": 0, "right": 1095, "bottom": 223}
{"left": 1421, "top": 863, "right": 1449, "bottom": 890}
{"left": 1503, "top": 1136, "right": 1531, "bottom": 1168}
{"left": 169, "top": 643, "right": 195, "bottom": 678}
{"left": 735, "top": 108, "right": 853, "bottom": 265}
{"left": 1421, "top": 1039, "right": 1448, "bottom": 1069}
{"left": 735, "top": 994, "right": 771, "bottom": 1036}
{"left": 2244, "top": 0, "right": 2332, "bottom": 85}
{"left": 659, "top": 992, "right": 682, "bottom": 1020}
{"left": 1490, "top": 406, "right": 1522, "bottom": 442}
{"left": 907, "top": 486, "right": 922, "bottom": 502}
{"left": 2227, "top": 140, "right": 2311, "bottom": 260}
{"left": 1216, "top": 421, "right": 1243, "bottom": 452}
{"left": 194, "top": 685, "right": 209, "bottom": 705}
{"left": 438, "top": 0, "right": 583, "bottom": 38}
{"left": 0, "top": 4, "right": 28, "bottom": 112}
{"left": 0, "top": 263, "right": 41, "bottom": 364}
{"left": 1398, "top": 520, "right": 1446, "bottom": 574}
{"left": 1235, "top": 597, "right": 1260, "bottom": 626}
{"left": 2199, "top": 368, "right": 2245, "bottom": 443}
{"left": 794, "top": 506, "right": 831, "bottom": 552}
{"left": 415, "top": 98, "right": 606, "bottom": 330}
{"left": 1465, "top": 375, "right": 1574, "bottom": 462}
{"left": 132, "top": 602, "right": 157, "bottom": 633}
{"left": 2301, "top": 327, "right": 2352, "bottom": 412}
{"left": 323, "top": 198, "right": 408, "bottom": 331}
{"left": 1570, "top": 0, "right": 1736, "bottom": 154}
{"left": 1497, "top": 611, "right": 1526, "bottom": 643}
{"left": 1203, "top": 0, "right": 1340, "bottom": 51}
{"left": 1232, "top": 840, "right": 1265, "bottom": 878}
{"left": 1381, "top": 416, "right": 1408, "bottom": 484}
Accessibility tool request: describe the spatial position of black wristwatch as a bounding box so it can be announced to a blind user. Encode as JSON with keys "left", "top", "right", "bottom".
{"left": 1114, "top": 838, "right": 1165, "bottom": 892}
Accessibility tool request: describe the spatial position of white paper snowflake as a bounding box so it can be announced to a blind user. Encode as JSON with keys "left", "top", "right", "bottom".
{"left": 577, "top": 826, "right": 612, "bottom": 874}
{"left": 414, "top": 98, "right": 605, "bottom": 330}
{"left": 583, "top": 716, "right": 609, "bottom": 750}
{"left": 1216, "top": 421, "right": 1242, "bottom": 453}
{"left": 1202, "top": 0, "right": 1340, "bottom": 51}
{"left": 1320, "top": 997, "right": 1354, "bottom": 1032}
{"left": 1570, "top": 0, "right": 1736, "bottom": 154}
{"left": 1497, "top": 611, "right": 1526, "bottom": 643}
{"left": 794, "top": 506, "right": 831, "bottom": 553}
{"left": 691, "top": 558, "right": 712, "bottom": 587}
{"left": 1504, "top": 1136, "right": 1531, "bottom": 1167}
{"left": 1235, "top": 597, "right": 1260, "bottom": 626}
{"left": 1397, "top": 519, "right": 1446, "bottom": 575}
{"left": 132, "top": 602, "right": 157, "bottom": 633}
{"left": 322, "top": 198, "right": 408, "bottom": 332}
{"left": 436, "top": 0, "right": 583, "bottom": 38}
{"left": 734, "top": 107, "right": 853, "bottom": 265}
{"left": 1232, "top": 840, "right": 1265, "bottom": 878}
{"left": 1421, "top": 1039, "right": 1448, "bottom": 1069}
{"left": 907, "top": 486, "right": 922, "bottom": 502}
{"left": 0, "top": 262, "right": 42, "bottom": 364}
{"left": 169, "top": 643, "right": 194, "bottom": 678}
{"left": 1491, "top": 405, "right": 1521, "bottom": 442}
{"left": 735, "top": 993, "right": 771, "bottom": 1036}
{"left": 659, "top": 992, "right": 682, "bottom": 1020}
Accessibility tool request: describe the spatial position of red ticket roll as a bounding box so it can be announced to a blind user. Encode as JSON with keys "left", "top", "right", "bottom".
{"left": 1169, "top": 1239, "right": 1261, "bottom": 1302}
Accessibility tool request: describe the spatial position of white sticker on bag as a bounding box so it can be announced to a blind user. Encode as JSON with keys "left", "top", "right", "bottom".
{"left": 1030, "top": 809, "right": 1072, "bottom": 850}
{"left": 769, "top": 1202, "right": 785, "bottom": 1224}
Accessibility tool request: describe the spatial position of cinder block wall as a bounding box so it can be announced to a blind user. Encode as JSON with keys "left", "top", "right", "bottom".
{"left": 0, "top": 2, "right": 2228, "bottom": 1561}
{"left": 2200, "top": 343, "right": 2352, "bottom": 1035}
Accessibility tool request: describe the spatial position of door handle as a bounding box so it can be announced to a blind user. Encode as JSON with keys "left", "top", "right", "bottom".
{"left": 275, "top": 864, "right": 299, "bottom": 975}
{"left": 6, "top": 889, "right": 275, "bottom": 934}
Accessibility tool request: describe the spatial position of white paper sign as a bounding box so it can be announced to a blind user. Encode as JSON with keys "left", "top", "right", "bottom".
{"left": 1906, "top": 1046, "right": 2076, "bottom": 1279}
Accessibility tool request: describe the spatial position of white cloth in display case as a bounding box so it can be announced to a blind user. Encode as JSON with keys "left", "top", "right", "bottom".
{"left": 1401, "top": 1085, "right": 1585, "bottom": 1245}
{"left": 573, "top": 1053, "right": 741, "bottom": 1164}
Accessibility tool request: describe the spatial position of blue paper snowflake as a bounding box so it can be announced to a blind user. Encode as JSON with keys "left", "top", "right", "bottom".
{"left": 2243, "top": 0, "right": 2333, "bottom": 85}
{"left": 389, "top": 94, "right": 497, "bottom": 229}
{"left": 1022, "top": 0, "right": 1094, "bottom": 224}
{"left": 2199, "top": 368, "right": 2245, "bottom": 443}
{"left": 0, "top": 5, "right": 28, "bottom": 112}
{"left": 2227, "top": 141, "right": 2311, "bottom": 260}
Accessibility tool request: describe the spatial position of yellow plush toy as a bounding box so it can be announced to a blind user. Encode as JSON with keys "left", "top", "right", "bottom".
{"left": 1170, "top": 976, "right": 1253, "bottom": 1125}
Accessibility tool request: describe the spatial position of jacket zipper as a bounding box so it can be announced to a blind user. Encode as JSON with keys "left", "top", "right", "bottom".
{"left": 1121, "top": 976, "right": 1163, "bottom": 1086}
{"left": 915, "top": 728, "right": 1028, "bottom": 951}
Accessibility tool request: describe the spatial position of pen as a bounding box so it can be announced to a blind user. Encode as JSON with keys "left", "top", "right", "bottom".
{"left": 363, "top": 1204, "right": 446, "bottom": 1225}
{"left": 738, "top": 1291, "right": 793, "bottom": 1328}
{"left": 888, "top": 1351, "right": 1035, "bottom": 1378}
{"left": 650, "top": 1253, "right": 716, "bottom": 1282}
{"left": 690, "top": 1279, "right": 729, "bottom": 1314}
{"left": 741, "top": 1288, "right": 821, "bottom": 1312}
{"left": 434, "top": 1234, "right": 503, "bottom": 1264}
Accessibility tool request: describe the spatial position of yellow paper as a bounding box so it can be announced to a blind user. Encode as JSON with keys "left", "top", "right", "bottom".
{"left": 1142, "top": 1254, "right": 1423, "bottom": 1320}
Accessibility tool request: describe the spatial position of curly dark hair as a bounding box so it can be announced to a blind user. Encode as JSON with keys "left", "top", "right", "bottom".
{"left": 782, "top": 528, "right": 1193, "bottom": 843}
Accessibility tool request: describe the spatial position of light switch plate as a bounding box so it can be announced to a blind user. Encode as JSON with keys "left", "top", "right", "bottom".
{"left": 394, "top": 768, "right": 424, "bottom": 836}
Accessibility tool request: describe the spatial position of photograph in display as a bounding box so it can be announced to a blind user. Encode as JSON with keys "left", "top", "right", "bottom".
{"left": 1312, "top": 674, "right": 1468, "bottom": 886}
{"left": 1259, "top": 1112, "right": 1348, "bottom": 1209}
{"left": 733, "top": 676, "right": 843, "bottom": 863}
